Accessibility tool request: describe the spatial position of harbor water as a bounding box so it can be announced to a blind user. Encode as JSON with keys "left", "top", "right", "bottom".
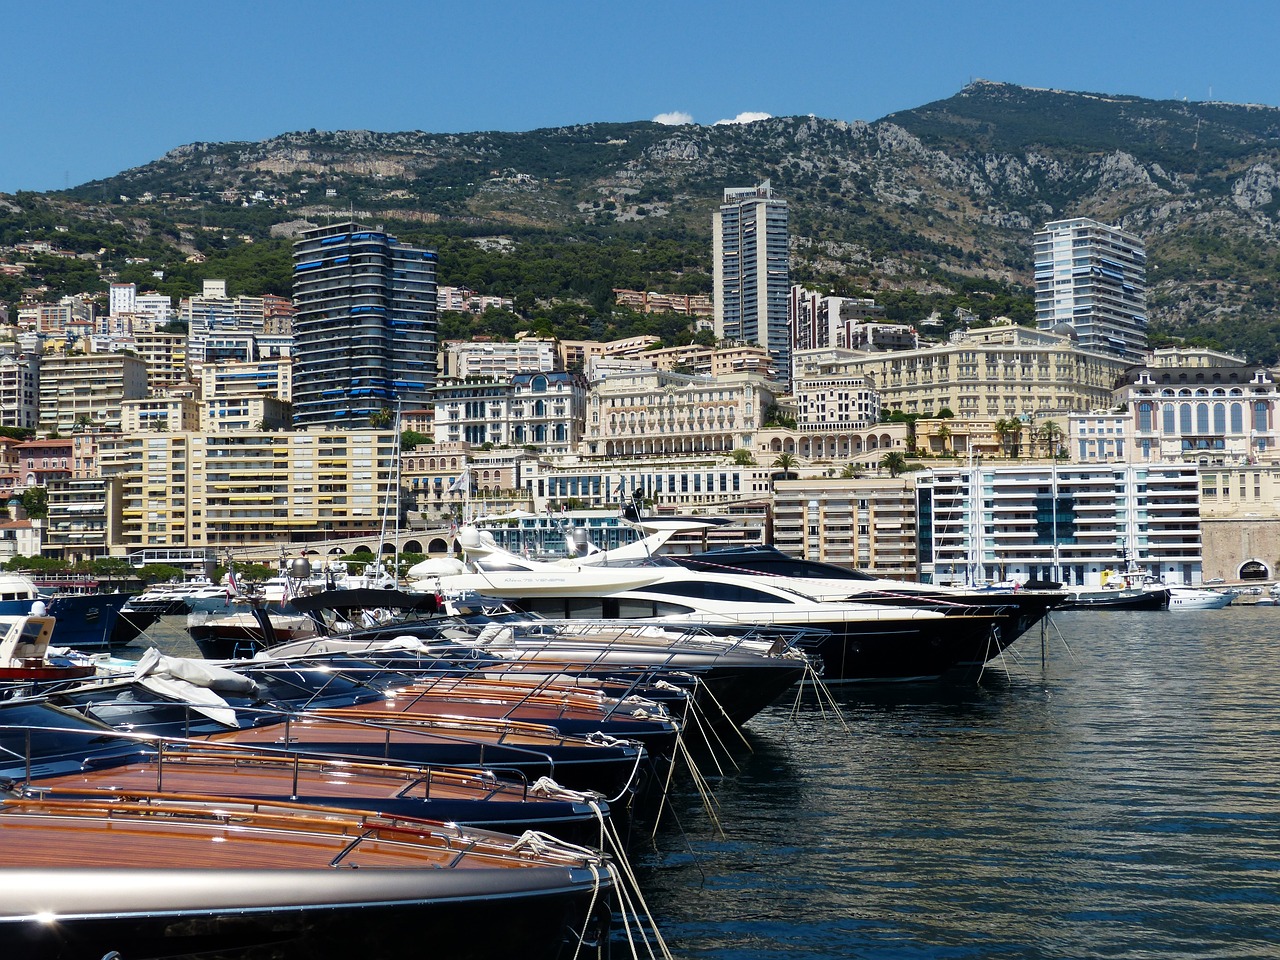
{"left": 636, "top": 607, "right": 1280, "bottom": 959}
{"left": 131, "top": 608, "right": 1280, "bottom": 958}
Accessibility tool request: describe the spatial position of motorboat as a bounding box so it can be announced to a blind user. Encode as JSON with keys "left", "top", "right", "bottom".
{"left": 414, "top": 532, "right": 1029, "bottom": 683}
{"left": 0, "top": 572, "right": 137, "bottom": 651}
{"left": 268, "top": 616, "right": 815, "bottom": 730}
{"left": 186, "top": 607, "right": 319, "bottom": 656}
{"left": 186, "top": 557, "right": 401, "bottom": 616}
{"left": 238, "top": 654, "right": 682, "bottom": 756}
{"left": 0, "top": 792, "right": 616, "bottom": 960}
{"left": 121, "top": 577, "right": 227, "bottom": 616}
{"left": 1167, "top": 586, "right": 1234, "bottom": 610}
{"left": 1058, "top": 580, "right": 1171, "bottom": 610}
{"left": 47, "top": 669, "right": 651, "bottom": 799}
{"left": 0, "top": 699, "right": 612, "bottom": 844}
{"left": 671, "top": 543, "right": 1065, "bottom": 653}
{"left": 0, "top": 605, "right": 101, "bottom": 700}
{"left": 190, "top": 588, "right": 441, "bottom": 660}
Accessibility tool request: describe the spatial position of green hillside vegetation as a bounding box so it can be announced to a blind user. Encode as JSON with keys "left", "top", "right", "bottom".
{"left": 8, "top": 82, "right": 1280, "bottom": 362}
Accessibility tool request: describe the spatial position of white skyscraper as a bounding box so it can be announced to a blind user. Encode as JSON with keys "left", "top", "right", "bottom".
{"left": 1034, "top": 217, "right": 1147, "bottom": 363}
{"left": 713, "top": 180, "right": 790, "bottom": 383}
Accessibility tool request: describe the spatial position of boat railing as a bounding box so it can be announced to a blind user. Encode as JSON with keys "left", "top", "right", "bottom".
{"left": 115, "top": 696, "right": 633, "bottom": 788}
{"left": 0, "top": 720, "right": 557, "bottom": 804}
{"left": 491, "top": 616, "right": 826, "bottom": 658}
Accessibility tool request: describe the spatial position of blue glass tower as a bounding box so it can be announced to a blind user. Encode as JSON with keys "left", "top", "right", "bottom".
{"left": 291, "top": 222, "right": 437, "bottom": 428}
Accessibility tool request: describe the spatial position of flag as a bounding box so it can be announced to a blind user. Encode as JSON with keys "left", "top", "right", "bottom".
{"left": 226, "top": 565, "right": 240, "bottom": 597}
{"left": 448, "top": 466, "right": 470, "bottom": 493}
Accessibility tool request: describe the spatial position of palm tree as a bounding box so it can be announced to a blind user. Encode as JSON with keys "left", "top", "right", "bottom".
{"left": 772, "top": 452, "right": 798, "bottom": 480}
{"left": 994, "top": 418, "right": 1021, "bottom": 458}
{"left": 933, "top": 423, "right": 953, "bottom": 456}
{"left": 1039, "top": 420, "right": 1063, "bottom": 458}
{"left": 839, "top": 462, "right": 865, "bottom": 479}
{"left": 880, "top": 450, "right": 908, "bottom": 478}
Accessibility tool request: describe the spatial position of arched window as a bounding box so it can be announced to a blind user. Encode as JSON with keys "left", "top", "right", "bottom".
{"left": 1213, "top": 403, "right": 1226, "bottom": 433}
{"left": 1179, "top": 404, "right": 1192, "bottom": 434}
{"left": 1254, "top": 402, "right": 1269, "bottom": 432}
{"left": 1196, "top": 403, "right": 1209, "bottom": 433}
{"left": 1162, "top": 405, "right": 1176, "bottom": 434}
{"left": 1137, "top": 401, "right": 1153, "bottom": 432}
{"left": 1231, "top": 403, "right": 1244, "bottom": 432}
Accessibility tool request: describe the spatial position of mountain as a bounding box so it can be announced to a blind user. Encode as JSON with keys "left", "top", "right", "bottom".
{"left": 10, "top": 80, "right": 1280, "bottom": 360}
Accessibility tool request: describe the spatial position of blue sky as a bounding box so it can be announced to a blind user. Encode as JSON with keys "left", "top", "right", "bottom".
{"left": 4, "top": 0, "right": 1279, "bottom": 194}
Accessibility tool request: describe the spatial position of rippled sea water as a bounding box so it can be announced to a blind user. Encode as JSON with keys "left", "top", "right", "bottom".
{"left": 635, "top": 608, "right": 1280, "bottom": 960}
{"left": 136, "top": 609, "right": 1280, "bottom": 959}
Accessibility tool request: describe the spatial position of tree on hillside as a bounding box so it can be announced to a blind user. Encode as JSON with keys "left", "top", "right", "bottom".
{"left": 879, "top": 451, "right": 908, "bottom": 478}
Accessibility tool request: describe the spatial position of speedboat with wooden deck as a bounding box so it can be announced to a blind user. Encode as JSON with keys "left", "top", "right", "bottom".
{"left": 47, "top": 674, "right": 650, "bottom": 799}
{"left": 0, "top": 792, "right": 616, "bottom": 960}
{"left": 0, "top": 700, "right": 612, "bottom": 844}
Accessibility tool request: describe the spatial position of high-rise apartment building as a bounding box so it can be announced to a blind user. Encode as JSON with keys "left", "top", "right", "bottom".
{"left": 291, "top": 222, "right": 437, "bottom": 429}
{"left": 1034, "top": 217, "right": 1147, "bottom": 363}
{"left": 713, "top": 181, "right": 790, "bottom": 384}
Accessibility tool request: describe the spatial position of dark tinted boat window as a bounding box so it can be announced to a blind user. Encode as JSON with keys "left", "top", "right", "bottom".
{"left": 641, "top": 581, "right": 792, "bottom": 604}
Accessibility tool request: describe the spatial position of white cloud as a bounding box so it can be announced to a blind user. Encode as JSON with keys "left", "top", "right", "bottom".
{"left": 652, "top": 111, "right": 694, "bottom": 125}
{"left": 714, "top": 111, "right": 773, "bottom": 125}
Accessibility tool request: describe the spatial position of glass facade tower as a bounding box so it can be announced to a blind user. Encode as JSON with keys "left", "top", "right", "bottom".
{"left": 1034, "top": 217, "right": 1147, "bottom": 364}
{"left": 714, "top": 181, "right": 790, "bottom": 385}
{"left": 291, "top": 222, "right": 437, "bottom": 429}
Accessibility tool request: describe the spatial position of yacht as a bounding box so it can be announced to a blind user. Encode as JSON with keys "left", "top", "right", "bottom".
{"left": 416, "top": 531, "right": 1028, "bottom": 683}
{"left": 1167, "top": 586, "right": 1234, "bottom": 610}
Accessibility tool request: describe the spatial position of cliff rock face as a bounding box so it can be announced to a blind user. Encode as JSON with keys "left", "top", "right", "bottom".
{"left": 35, "top": 81, "right": 1280, "bottom": 355}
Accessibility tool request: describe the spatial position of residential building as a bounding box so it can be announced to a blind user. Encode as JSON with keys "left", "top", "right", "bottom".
{"left": 793, "top": 325, "right": 1128, "bottom": 421}
{"left": 97, "top": 430, "right": 400, "bottom": 555}
{"left": 441, "top": 339, "right": 559, "bottom": 379}
{"left": 436, "top": 285, "right": 514, "bottom": 314}
{"left": 790, "top": 357, "right": 880, "bottom": 431}
{"left": 292, "top": 222, "right": 437, "bottom": 429}
{"left": 120, "top": 397, "right": 203, "bottom": 433}
{"left": 37, "top": 352, "right": 149, "bottom": 433}
{"left": 16, "top": 295, "right": 94, "bottom": 336}
{"left": 772, "top": 478, "right": 919, "bottom": 579}
{"left": 203, "top": 395, "right": 292, "bottom": 433}
{"left": 789, "top": 287, "right": 895, "bottom": 354}
{"left": 432, "top": 372, "right": 587, "bottom": 455}
{"left": 109, "top": 282, "right": 136, "bottom": 317}
{"left": 0, "top": 519, "right": 42, "bottom": 561}
{"left": 613, "top": 289, "right": 713, "bottom": 317}
{"left": 132, "top": 330, "right": 189, "bottom": 389}
{"left": 44, "top": 477, "right": 117, "bottom": 563}
{"left": 0, "top": 353, "right": 39, "bottom": 429}
{"left": 916, "top": 462, "right": 1203, "bottom": 587}
{"left": 639, "top": 343, "right": 775, "bottom": 381}
{"left": 713, "top": 180, "right": 790, "bottom": 382}
{"left": 582, "top": 370, "right": 774, "bottom": 459}
{"left": 135, "top": 292, "right": 175, "bottom": 324}
{"left": 15, "top": 438, "right": 73, "bottom": 488}
{"left": 1034, "top": 217, "right": 1147, "bottom": 363}
{"left": 201, "top": 358, "right": 292, "bottom": 404}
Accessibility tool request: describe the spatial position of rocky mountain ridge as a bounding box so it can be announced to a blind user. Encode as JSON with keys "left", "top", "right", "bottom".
{"left": 11, "top": 80, "right": 1280, "bottom": 360}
